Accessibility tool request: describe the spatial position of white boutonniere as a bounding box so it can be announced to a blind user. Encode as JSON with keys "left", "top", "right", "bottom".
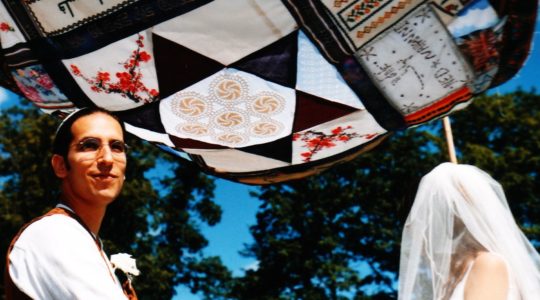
{"left": 110, "top": 253, "right": 140, "bottom": 281}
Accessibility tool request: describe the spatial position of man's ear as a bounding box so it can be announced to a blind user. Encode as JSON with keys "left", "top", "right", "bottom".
{"left": 51, "top": 154, "right": 68, "bottom": 178}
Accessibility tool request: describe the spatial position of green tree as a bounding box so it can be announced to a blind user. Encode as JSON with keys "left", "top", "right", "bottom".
{"left": 449, "top": 89, "right": 540, "bottom": 242}
{"left": 231, "top": 90, "right": 540, "bottom": 299}
{"left": 231, "top": 129, "right": 444, "bottom": 300}
{"left": 0, "top": 99, "right": 232, "bottom": 299}
{"left": 4, "top": 91, "right": 539, "bottom": 300}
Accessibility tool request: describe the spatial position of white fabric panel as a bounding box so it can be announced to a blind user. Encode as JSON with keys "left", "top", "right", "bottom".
{"left": 62, "top": 29, "right": 158, "bottom": 111}
{"left": 0, "top": 5, "right": 27, "bottom": 48}
{"left": 26, "top": 0, "right": 132, "bottom": 35}
{"left": 184, "top": 148, "right": 289, "bottom": 172}
{"left": 292, "top": 110, "right": 386, "bottom": 164}
{"left": 296, "top": 30, "right": 365, "bottom": 109}
{"left": 153, "top": 0, "right": 298, "bottom": 65}
{"left": 125, "top": 122, "right": 175, "bottom": 147}
{"left": 356, "top": 4, "right": 473, "bottom": 116}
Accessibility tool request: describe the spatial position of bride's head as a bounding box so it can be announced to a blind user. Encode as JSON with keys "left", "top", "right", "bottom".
{"left": 398, "top": 162, "right": 533, "bottom": 300}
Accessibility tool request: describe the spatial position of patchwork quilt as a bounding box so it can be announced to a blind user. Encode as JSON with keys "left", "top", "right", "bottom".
{"left": 0, "top": 0, "right": 536, "bottom": 184}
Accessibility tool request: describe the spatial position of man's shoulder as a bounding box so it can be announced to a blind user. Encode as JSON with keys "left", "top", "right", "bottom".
{"left": 23, "top": 212, "right": 79, "bottom": 232}
{"left": 13, "top": 213, "right": 88, "bottom": 249}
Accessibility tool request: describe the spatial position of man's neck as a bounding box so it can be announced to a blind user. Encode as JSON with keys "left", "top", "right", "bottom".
{"left": 60, "top": 199, "right": 106, "bottom": 236}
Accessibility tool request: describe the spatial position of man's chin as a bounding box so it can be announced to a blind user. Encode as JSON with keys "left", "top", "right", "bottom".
{"left": 93, "top": 190, "right": 121, "bottom": 204}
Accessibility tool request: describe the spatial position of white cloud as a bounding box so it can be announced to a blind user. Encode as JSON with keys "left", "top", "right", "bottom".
{"left": 242, "top": 261, "right": 259, "bottom": 272}
{"left": 448, "top": 7, "right": 499, "bottom": 37}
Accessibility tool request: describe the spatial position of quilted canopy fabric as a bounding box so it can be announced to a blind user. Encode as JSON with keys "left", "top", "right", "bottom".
{"left": 0, "top": 0, "right": 536, "bottom": 184}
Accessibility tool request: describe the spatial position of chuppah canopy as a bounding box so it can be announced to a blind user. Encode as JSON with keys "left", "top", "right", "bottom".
{"left": 0, "top": 0, "right": 536, "bottom": 184}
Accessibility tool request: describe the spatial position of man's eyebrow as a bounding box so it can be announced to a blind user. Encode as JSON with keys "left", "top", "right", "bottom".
{"left": 77, "top": 136, "right": 124, "bottom": 141}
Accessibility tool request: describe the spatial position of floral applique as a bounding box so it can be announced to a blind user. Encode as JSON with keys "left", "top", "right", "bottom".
{"left": 70, "top": 34, "right": 159, "bottom": 104}
{"left": 293, "top": 125, "right": 377, "bottom": 162}
{"left": 12, "top": 65, "right": 70, "bottom": 107}
{"left": 0, "top": 22, "right": 15, "bottom": 32}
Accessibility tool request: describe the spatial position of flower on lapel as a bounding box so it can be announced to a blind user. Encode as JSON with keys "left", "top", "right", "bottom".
{"left": 110, "top": 253, "right": 140, "bottom": 279}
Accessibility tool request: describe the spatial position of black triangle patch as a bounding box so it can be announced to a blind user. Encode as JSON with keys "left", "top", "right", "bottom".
{"left": 293, "top": 90, "right": 358, "bottom": 132}
{"left": 153, "top": 33, "right": 224, "bottom": 99}
{"left": 231, "top": 31, "right": 298, "bottom": 88}
{"left": 237, "top": 134, "right": 293, "bottom": 163}
{"left": 116, "top": 101, "right": 165, "bottom": 133}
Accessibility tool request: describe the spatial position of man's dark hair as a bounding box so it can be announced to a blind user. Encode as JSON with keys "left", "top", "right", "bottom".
{"left": 52, "top": 107, "right": 126, "bottom": 158}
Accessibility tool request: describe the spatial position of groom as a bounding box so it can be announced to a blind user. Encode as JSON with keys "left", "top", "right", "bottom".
{"left": 5, "top": 107, "right": 137, "bottom": 299}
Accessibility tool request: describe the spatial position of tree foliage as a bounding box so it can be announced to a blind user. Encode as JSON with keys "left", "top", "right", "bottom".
{"left": 0, "top": 99, "right": 231, "bottom": 299}
{"left": 230, "top": 129, "right": 444, "bottom": 300}
{"left": 2, "top": 90, "right": 540, "bottom": 300}
{"left": 450, "top": 89, "right": 540, "bottom": 242}
{"left": 230, "top": 90, "right": 540, "bottom": 299}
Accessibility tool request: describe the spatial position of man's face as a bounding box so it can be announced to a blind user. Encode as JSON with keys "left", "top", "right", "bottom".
{"left": 55, "top": 112, "right": 127, "bottom": 208}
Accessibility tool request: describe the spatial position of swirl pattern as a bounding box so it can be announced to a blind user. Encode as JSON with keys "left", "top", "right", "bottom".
{"left": 251, "top": 94, "right": 283, "bottom": 114}
{"left": 251, "top": 121, "right": 280, "bottom": 136}
{"left": 177, "top": 123, "right": 209, "bottom": 136}
{"left": 171, "top": 93, "right": 208, "bottom": 118}
{"left": 215, "top": 111, "right": 244, "bottom": 128}
{"left": 216, "top": 133, "right": 244, "bottom": 145}
{"left": 215, "top": 78, "right": 243, "bottom": 101}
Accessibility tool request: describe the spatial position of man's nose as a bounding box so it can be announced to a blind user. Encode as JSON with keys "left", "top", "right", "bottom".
{"left": 97, "top": 144, "right": 114, "bottom": 165}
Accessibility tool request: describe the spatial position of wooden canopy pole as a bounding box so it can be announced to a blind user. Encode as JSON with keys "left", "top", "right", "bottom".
{"left": 442, "top": 116, "right": 458, "bottom": 164}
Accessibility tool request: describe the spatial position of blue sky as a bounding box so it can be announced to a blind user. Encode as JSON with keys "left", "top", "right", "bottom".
{"left": 0, "top": 4, "right": 538, "bottom": 299}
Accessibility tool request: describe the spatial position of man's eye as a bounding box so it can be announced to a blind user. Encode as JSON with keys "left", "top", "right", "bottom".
{"left": 110, "top": 141, "right": 127, "bottom": 153}
{"left": 78, "top": 138, "right": 101, "bottom": 151}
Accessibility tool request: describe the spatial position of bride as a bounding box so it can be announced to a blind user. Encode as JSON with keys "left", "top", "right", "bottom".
{"left": 398, "top": 163, "right": 540, "bottom": 300}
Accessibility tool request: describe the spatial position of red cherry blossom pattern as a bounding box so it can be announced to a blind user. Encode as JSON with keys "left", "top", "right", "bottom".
{"left": 70, "top": 34, "right": 158, "bottom": 103}
{"left": 293, "top": 126, "right": 377, "bottom": 162}
{"left": 0, "top": 22, "right": 15, "bottom": 32}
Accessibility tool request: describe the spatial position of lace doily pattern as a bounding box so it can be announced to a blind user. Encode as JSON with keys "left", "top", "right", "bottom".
{"left": 162, "top": 71, "right": 294, "bottom": 147}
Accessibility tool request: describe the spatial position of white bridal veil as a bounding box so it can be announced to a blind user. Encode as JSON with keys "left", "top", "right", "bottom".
{"left": 398, "top": 163, "right": 540, "bottom": 300}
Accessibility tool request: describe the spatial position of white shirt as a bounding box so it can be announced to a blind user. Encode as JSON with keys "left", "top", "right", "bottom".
{"left": 8, "top": 209, "right": 127, "bottom": 299}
